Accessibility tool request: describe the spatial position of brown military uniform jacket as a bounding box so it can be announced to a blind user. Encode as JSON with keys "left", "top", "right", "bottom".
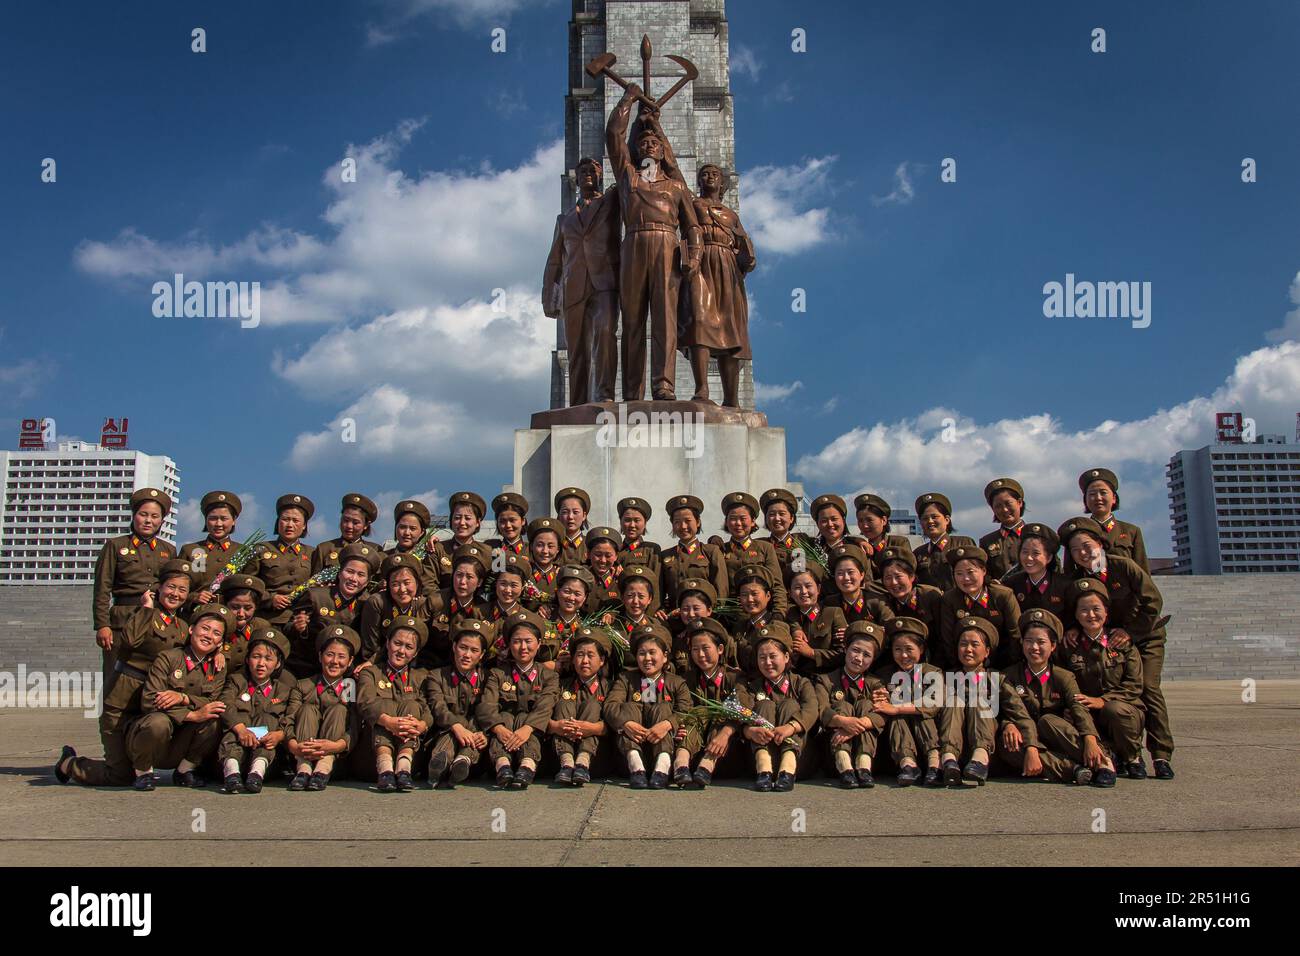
{"left": 93, "top": 533, "right": 176, "bottom": 631}
{"left": 661, "top": 540, "right": 729, "bottom": 609}
{"left": 878, "top": 661, "right": 946, "bottom": 718}
{"left": 913, "top": 537, "right": 957, "bottom": 592}
{"left": 763, "top": 531, "right": 813, "bottom": 585}
{"left": 817, "top": 667, "right": 887, "bottom": 731}
{"left": 814, "top": 534, "right": 875, "bottom": 587}
{"left": 382, "top": 544, "right": 443, "bottom": 594}
{"left": 723, "top": 536, "right": 789, "bottom": 614}
{"left": 882, "top": 586, "right": 945, "bottom": 664}
{"left": 1005, "top": 664, "right": 1098, "bottom": 742}
{"left": 289, "top": 586, "right": 362, "bottom": 670}
{"left": 1068, "top": 556, "right": 1166, "bottom": 643}
{"left": 939, "top": 583, "right": 1022, "bottom": 672}
{"left": 476, "top": 663, "right": 559, "bottom": 732}
{"left": 738, "top": 670, "right": 820, "bottom": 733}
{"left": 356, "top": 660, "right": 433, "bottom": 727}
{"left": 178, "top": 536, "right": 256, "bottom": 605}
{"left": 104, "top": 607, "right": 190, "bottom": 719}
{"left": 825, "top": 591, "right": 895, "bottom": 629}
{"left": 254, "top": 538, "right": 314, "bottom": 626}
{"left": 979, "top": 525, "right": 1026, "bottom": 581}
{"left": 142, "top": 645, "right": 227, "bottom": 725}
{"left": 220, "top": 671, "right": 296, "bottom": 735}
{"left": 1062, "top": 516, "right": 1149, "bottom": 575}
{"left": 356, "top": 592, "right": 433, "bottom": 663}
{"left": 219, "top": 617, "right": 273, "bottom": 674}
{"left": 1003, "top": 567, "right": 1071, "bottom": 617}
{"left": 1057, "top": 633, "right": 1145, "bottom": 705}
{"left": 784, "top": 604, "right": 848, "bottom": 675}
{"left": 560, "top": 535, "right": 589, "bottom": 567}
{"left": 863, "top": 534, "right": 913, "bottom": 575}
{"left": 617, "top": 539, "right": 662, "bottom": 582}
{"left": 423, "top": 664, "right": 488, "bottom": 732}
{"left": 603, "top": 669, "right": 691, "bottom": 730}
{"left": 429, "top": 591, "right": 490, "bottom": 664}
{"left": 285, "top": 674, "right": 358, "bottom": 747}
{"left": 309, "top": 536, "right": 383, "bottom": 575}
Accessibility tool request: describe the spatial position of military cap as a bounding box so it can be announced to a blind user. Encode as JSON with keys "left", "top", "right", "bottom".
{"left": 1057, "top": 516, "right": 1107, "bottom": 547}
{"left": 666, "top": 494, "right": 704, "bottom": 517}
{"left": 248, "top": 626, "right": 290, "bottom": 662}
{"left": 617, "top": 496, "right": 652, "bottom": 520}
{"left": 219, "top": 574, "right": 267, "bottom": 602}
{"left": 451, "top": 618, "right": 493, "bottom": 651}
{"left": 733, "top": 563, "right": 775, "bottom": 591}
{"left": 130, "top": 487, "right": 172, "bottom": 516}
{"left": 1020, "top": 522, "right": 1060, "bottom": 553}
{"left": 676, "top": 577, "right": 717, "bottom": 605}
{"left": 505, "top": 608, "right": 548, "bottom": 640}
{"left": 496, "top": 551, "right": 534, "bottom": 581}
{"left": 585, "top": 526, "right": 623, "bottom": 551}
{"left": 946, "top": 543, "right": 989, "bottom": 567}
{"left": 449, "top": 491, "right": 486, "bottom": 520}
{"left": 750, "top": 620, "right": 793, "bottom": 654}
{"left": 914, "top": 492, "right": 952, "bottom": 517}
{"left": 843, "top": 619, "right": 884, "bottom": 652}
{"left": 393, "top": 499, "right": 431, "bottom": 527}
{"left": 853, "top": 493, "right": 891, "bottom": 518}
{"left": 957, "top": 616, "right": 1000, "bottom": 653}
{"left": 760, "top": 487, "right": 798, "bottom": 515}
{"left": 553, "top": 486, "right": 591, "bottom": 513}
{"left": 451, "top": 541, "right": 492, "bottom": 576}
{"left": 1079, "top": 468, "right": 1119, "bottom": 494}
{"left": 492, "top": 492, "right": 529, "bottom": 518}
{"left": 1018, "top": 608, "right": 1063, "bottom": 643}
{"left": 158, "top": 558, "right": 195, "bottom": 585}
{"left": 527, "top": 516, "right": 562, "bottom": 540}
{"left": 630, "top": 621, "right": 672, "bottom": 655}
{"left": 829, "top": 543, "right": 870, "bottom": 573}
{"left": 379, "top": 551, "right": 422, "bottom": 581}
{"left": 878, "top": 546, "right": 917, "bottom": 573}
{"left": 983, "top": 478, "right": 1024, "bottom": 505}
{"left": 811, "top": 493, "right": 848, "bottom": 519}
{"left": 722, "top": 491, "right": 760, "bottom": 518}
{"left": 276, "top": 493, "right": 315, "bottom": 520}
{"left": 571, "top": 625, "right": 612, "bottom": 657}
{"left": 619, "top": 564, "right": 659, "bottom": 597}
{"left": 316, "top": 624, "right": 361, "bottom": 656}
{"left": 686, "top": 616, "right": 729, "bottom": 646}
{"left": 557, "top": 563, "right": 595, "bottom": 592}
{"left": 386, "top": 614, "right": 429, "bottom": 652}
{"left": 190, "top": 603, "right": 232, "bottom": 633}
{"left": 1066, "top": 577, "right": 1111, "bottom": 608}
{"left": 886, "top": 616, "right": 929, "bottom": 647}
{"left": 338, "top": 541, "right": 380, "bottom": 572}
{"left": 200, "top": 490, "right": 242, "bottom": 517}
{"left": 341, "top": 493, "right": 378, "bottom": 523}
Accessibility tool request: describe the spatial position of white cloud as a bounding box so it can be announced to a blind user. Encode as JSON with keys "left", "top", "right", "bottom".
{"left": 871, "top": 161, "right": 916, "bottom": 207}
{"left": 795, "top": 339, "right": 1300, "bottom": 547}
{"left": 1265, "top": 271, "right": 1300, "bottom": 343}
{"left": 754, "top": 380, "right": 804, "bottom": 403}
{"left": 730, "top": 44, "right": 762, "bottom": 82}
{"left": 365, "top": 0, "right": 550, "bottom": 44}
{"left": 74, "top": 226, "right": 327, "bottom": 281}
{"left": 741, "top": 156, "right": 838, "bottom": 256}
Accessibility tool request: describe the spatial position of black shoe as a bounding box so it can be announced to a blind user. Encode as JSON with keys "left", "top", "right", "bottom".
{"left": 692, "top": 767, "right": 713, "bottom": 789}
{"left": 427, "top": 750, "right": 450, "bottom": 784}
{"left": 173, "top": 769, "right": 205, "bottom": 788}
{"left": 133, "top": 773, "right": 157, "bottom": 792}
{"left": 855, "top": 768, "right": 875, "bottom": 788}
{"left": 572, "top": 765, "right": 591, "bottom": 787}
{"left": 221, "top": 774, "right": 244, "bottom": 794}
{"left": 923, "top": 766, "right": 943, "bottom": 788}
{"left": 1125, "top": 760, "right": 1148, "bottom": 780}
{"left": 754, "top": 771, "right": 774, "bottom": 792}
{"left": 839, "top": 770, "right": 858, "bottom": 789}
{"left": 648, "top": 770, "right": 669, "bottom": 789}
{"left": 774, "top": 771, "right": 795, "bottom": 792}
{"left": 288, "top": 771, "right": 310, "bottom": 791}
{"left": 672, "top": 766, "right": 692, "bottom": 788}
{"left": 245, "top": 773, "right": 264, "bottom": 794}
{"left": 395, "top": 770, "right": 414, "bottom": 792}
{"left": 509, "top": 767, "right": 534, "bottom": 790}
{"left": 449, "top": 757, "right": 472, "bottom": 785}
{"left": 376, "top": 771, "right": 397, "bottom": 793}
{"left": 54, "top": 745, "right": 76, "bottom": 784}
{"left": 896, "top": 765, "right": 920, "bottom": 787}
{"left": 555, "top": 765, "right": 574, "bottom": 786}
{"left": 962, "top": 761, "right": 989, "bottom": 786}
{"left": 495, "top": 767, "right": 514, "bottom": 789}
{"left": 1072, "top": 766, "right": 1093, "bottom": 786}
{"left": 628, "top": 770, "right": 648, "bottom": 789}
{"left": 1153, "top": 759, "right": 1175, "bottom": 780}
{"left": 942, "top": 759, "right": 962, "bottom": 787}
{"left": 306, "top": 772, "right": 328, "bottom": 791}
{"left": 1092, "top": 767, "right": 1117, "bottom": 788}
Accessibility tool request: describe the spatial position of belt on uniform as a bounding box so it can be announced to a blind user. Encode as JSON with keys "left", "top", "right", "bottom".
{"left": 702, "top": 239, "right": 734, "bottom": 247}
{"left": 114, "top": 660, "right": 148, "bottom": 681}
{"left": 112, "top": 595, "right": 146, "bottom": 608}
{"left": 627, "top": 223, "right": 677, "bottom": 234}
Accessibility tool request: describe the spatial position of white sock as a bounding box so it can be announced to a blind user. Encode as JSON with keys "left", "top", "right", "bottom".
{"left": 250, "top": 757, "right": 269, "bottom": 777}
{"left": 654, "top": 752, "right": 671, "bottom": 774}
{"left": 222, "top": 758, "right": 240, "bottom": 777}
{"left": 560, "top": 754, "right": 575, "bottom": 768}
{"left": 627, "top": 751, "right": 645, "bottom": 773}
{"left": 834, "top": 751, "right": 852, "bottom": 773}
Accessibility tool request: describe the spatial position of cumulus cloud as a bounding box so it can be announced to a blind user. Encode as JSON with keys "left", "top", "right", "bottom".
{"left": 871, "top": 161, "right": 916, "bottom": 206}
{"left": 795, "top": 340, "right": 1300, "bottom": 547}
{"left": 1264, "top": 271, "right": 1300, "bottom": 343}
{"left": 730, "top": 44, "right": 762, "bottom": 82}
{"left": 364, "top": 0, "right": 551, "bottom": 45}
{"left": 741, "top": 156, "right": 838, "bottom": 256}
{"left": 754, "top": 380, "right": 804, "bottom": 403}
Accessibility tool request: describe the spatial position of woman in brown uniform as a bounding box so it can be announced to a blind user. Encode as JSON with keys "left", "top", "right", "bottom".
{"left": 680, "top": 163, "right": 755, "bottom": 407}
{"left": 257, "top": 494, "right": 315, "bottom": 630}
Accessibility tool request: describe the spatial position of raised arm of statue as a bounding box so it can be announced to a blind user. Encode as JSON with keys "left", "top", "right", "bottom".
{"left": 606, "top": 86, "right": 637, "bottom": 177}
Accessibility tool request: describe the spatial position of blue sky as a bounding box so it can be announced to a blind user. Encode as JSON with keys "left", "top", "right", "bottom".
{"left": 3, "top": 0, "right": 1298, "bottom": 554}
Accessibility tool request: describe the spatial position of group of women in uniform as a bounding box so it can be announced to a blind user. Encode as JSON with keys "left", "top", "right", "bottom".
{"left": 56, "top": 466, "right": 1175, "bottom": 794}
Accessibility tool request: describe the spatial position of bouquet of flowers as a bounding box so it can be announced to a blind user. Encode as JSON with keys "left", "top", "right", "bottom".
{"left": 709, "top": 597, "right": 743, "bottom": 622}
{"left": 207, "top": 529, "right": 268, "bottom": 592}
{"left": 287, "top": 564, "right": 339, "bottom": 602}
{"left": 792, "top": 536, "right": 829, "bottom": 575}
{"left": 411, "top": 517, "right": 448, "bottom": 560}
{"left": 679, "top": 691, "right": 775, "bottom": 732}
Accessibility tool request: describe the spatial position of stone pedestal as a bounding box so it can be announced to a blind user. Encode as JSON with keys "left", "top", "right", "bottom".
{"left": 512, "top": 401, "right": 800, "bottom": 543}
